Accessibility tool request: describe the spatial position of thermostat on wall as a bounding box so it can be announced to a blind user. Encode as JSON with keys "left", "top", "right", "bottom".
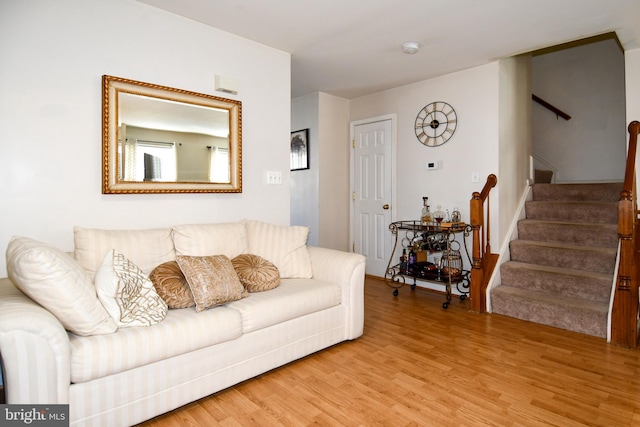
{"left": 425, "top": 161, "right": 440, "bottom": 170}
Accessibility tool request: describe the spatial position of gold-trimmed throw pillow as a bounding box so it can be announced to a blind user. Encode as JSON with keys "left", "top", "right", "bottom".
{"left": 95, "top": 249, "right": 168, "bottom": 327}
{"left": 149, "top": 261, "right": 195, "bottom": 309}
{"left": 232, "top": 254, "right": 280, "bottom": 293}
{"left": 176, "top": 255, "right": 248, "bottom": 312}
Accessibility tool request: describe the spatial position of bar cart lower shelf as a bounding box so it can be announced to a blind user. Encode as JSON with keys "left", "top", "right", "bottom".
{"left": 385, "top": 220, "right": 471, "bottom": 309}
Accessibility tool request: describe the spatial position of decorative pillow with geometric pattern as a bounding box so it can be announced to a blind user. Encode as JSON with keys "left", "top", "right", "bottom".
{"left": 95, "top": 249, "right": 168, "bottom": 327}
{"left": 176, "top": 254, "right": 248, "bottom": 312}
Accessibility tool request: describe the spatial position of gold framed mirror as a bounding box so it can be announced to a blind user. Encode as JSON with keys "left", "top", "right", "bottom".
{"left": 102, "top": 75, "right": 242, "bottom": 193}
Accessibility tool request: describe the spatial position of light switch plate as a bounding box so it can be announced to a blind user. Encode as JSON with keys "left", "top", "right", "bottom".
{"left": 266, "top": 171, "right": 282, "bottom": 185}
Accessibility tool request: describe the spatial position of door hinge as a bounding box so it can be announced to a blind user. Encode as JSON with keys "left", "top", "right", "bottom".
{"left": 352, "top": 139, "right": 356, "bottom": 148}
{"left": 352, "top": 192, "right": 356, "bottom": 200}
{"left": 352, "top": 243, "right": 356, "bottom": 252}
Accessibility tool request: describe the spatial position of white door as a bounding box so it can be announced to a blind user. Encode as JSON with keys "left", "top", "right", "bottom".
{"left": 351, "top": 117, "right": 394, "bottom": 277}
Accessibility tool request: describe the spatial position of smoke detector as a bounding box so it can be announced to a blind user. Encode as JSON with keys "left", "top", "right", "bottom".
{"left": 402, "top": 41, "right": 421, "bottom": 54}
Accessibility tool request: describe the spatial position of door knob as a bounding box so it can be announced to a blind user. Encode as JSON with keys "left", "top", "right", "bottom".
{"left": 383, "top": 204, "right": 390, "bottom": 210}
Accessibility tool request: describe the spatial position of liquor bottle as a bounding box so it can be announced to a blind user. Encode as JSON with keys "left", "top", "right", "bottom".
{"left": 421, "top": 197, "right": 432, "bottom": 226}
{"left": 408, "top": 248, "right": 416, "bottom": 274}
{"left": 399, "top": 249, "right": 407, "bottom": 274}
{"left": 433, "top": 205, "right": 445, "bottom": 228}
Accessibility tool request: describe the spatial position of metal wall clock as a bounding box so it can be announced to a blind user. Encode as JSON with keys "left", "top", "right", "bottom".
{"left": 414, "top": 101, "right": 457, "bottom": 147}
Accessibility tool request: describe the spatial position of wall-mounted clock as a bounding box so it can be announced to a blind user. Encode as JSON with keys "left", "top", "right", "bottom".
{"left": 414, "top": 101, "right": 457, "bottom": 147}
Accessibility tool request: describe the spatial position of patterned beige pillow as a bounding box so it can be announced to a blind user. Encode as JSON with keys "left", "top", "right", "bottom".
{"left": 232, "top": 254, "right": 280, "bottom": 293}
{"left": 149, "top": 261, "right": 195, "bottom": 309}
{"left": 176, "top": 255, "right": 248, "bottom": 312}
{"left": 95, "top": 249, "right": 168, "bottom": 327}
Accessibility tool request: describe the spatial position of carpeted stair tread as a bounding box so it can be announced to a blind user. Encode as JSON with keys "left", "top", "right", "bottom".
{"left": 532, "top": 182, "right": 623, "bottom": 202}
{"left": 517, "top": 219, "right": 618, "bottom": 247}
{"left": 500, "top": 261, "right": 612, "bottom": 303}
{"left": 490, "top": 285, "right": 608, "bottom": 338}
{"left": 525, "top": 201, "right": 618, "bottom": 223}
{"left": 509, "top": 240, "right": 617, "bottom": 274}
{"left": 490, "top": 182, "right": 620, "bottom": 339}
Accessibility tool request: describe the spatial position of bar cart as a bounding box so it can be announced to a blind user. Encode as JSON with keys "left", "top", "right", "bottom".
{"left": 385, "top": 220, "right": 472, "bottom": 308}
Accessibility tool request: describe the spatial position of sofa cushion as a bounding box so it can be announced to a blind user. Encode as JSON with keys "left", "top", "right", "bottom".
{"left": 95, "top": 250, "right": 168, "bottom": 327}
{"left": 74, "top": 226, "right": 175, "bottom": 277}
{"left": 5, "top": 236, "right": 117, "bottom": 336}
{"left": 69, "top": 305, "right": 243, "bottom": 383}
{"left": 149, "top": 261, "right": 195, "bottom": 309}
{"left": 176, "top": 255, "right": 248, "bottom": 312}
{"left": 245, "top": 220, "right": 312, "bottom": 278}
{"left": 172, "top": 222, "right": 248, "bottom": 259}
{"left": 227, "top": 278, "right": 341, "bottom": 333}
{"left": 231, "top": 254, "right": 280, "bottom": 292}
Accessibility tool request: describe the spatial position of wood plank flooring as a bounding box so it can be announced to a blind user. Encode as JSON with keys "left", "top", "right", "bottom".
{"left": 137, "top": 277, "right": 640, "bottom": 426}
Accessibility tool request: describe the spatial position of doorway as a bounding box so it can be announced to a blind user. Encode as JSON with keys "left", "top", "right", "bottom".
{"left": 350, "top": 115, "right": 396, "bottom": 277}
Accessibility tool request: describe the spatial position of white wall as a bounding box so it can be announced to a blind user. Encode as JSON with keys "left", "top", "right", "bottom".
{"left": 532, "top": 38, "right": 626, "bottom": 183}
{"left": 317, "top": 93, "right": 350, "bottom": 251}
{"left": 626, "top": 48, "right": 640, "bottom": 127}
{"left": 625, "top": 47, "right": 640, "bottom": 193}
{"left": 498, "top": 55, "right": 532, "bottom": 246}
{"left": 291, "top": 92, "right": 350, "bottom": 251}
{"left": 0, "top": 0, "right": 291, "bottom": 277}
{"left": 350, "top": 63, "right": 501, "bottom": 242}
{"left": 291, "top": 94, "right": 320, "bottom": 246}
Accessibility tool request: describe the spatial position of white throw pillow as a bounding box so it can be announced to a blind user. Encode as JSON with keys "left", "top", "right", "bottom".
{"left": 5, "top": 236, "right": 117, "bottom": 336}
{"left": 245, "top": 220, "right": 312, "bottom": 278}
{"left": 74, "top": 226, "right": 175, "bottom": 277}
{"left": 95, "top": 249, "right": 168, "bottom": 327}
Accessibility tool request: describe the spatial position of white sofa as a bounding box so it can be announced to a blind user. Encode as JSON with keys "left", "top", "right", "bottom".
{"left": 0, "top": 220, "right": 366, "bottom": 427}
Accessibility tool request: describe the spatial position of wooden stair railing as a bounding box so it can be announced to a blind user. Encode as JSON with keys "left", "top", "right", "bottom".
{"left": 470, "top": 174, "right": 499, "bottom": 313}
{"left": 532, "top": 94, "right": 572, "bottom": 121}
{"left": 611, "top": 120, "right": 640, "bottom": 348}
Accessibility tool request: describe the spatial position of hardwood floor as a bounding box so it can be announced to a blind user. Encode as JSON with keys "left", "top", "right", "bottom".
{"left": 138, "top": 277, "right": 640, "bottom": 426}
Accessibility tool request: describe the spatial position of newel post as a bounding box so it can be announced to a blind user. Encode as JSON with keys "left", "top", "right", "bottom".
{"left": 611, "top": 191, "right": 638, "bottom": 347}
{"left": 470, "top": 192, "right": 485, "bottom": 313}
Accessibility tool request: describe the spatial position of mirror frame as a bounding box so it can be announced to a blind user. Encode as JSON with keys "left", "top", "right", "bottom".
{"left": 102, "top": 75, "right": 242, "bottom": 194}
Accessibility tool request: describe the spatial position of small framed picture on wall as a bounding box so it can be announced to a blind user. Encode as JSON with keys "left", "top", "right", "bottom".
{"left": 290, "top": 129, "right": 309, "bottom": 171}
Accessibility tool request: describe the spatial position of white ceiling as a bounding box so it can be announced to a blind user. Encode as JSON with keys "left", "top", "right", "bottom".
{"left": 135, "top": 0, "right": 640, "bottom": 99}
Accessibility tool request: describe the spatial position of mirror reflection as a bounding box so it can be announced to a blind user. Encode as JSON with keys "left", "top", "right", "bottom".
{"left": 102, "top": 75, "right": 242, "bottom": 193}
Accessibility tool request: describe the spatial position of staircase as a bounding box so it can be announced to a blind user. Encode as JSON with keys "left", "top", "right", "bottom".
{"left": 491, "top": 182, "right": 623, "bottom": 338}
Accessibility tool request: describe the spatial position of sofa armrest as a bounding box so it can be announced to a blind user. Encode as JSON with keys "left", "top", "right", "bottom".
{"left": 0, "top": 278, "right": 70, "bottom": 404}
{"left": 307, "top": 247, "right": 366, "bottom": 340}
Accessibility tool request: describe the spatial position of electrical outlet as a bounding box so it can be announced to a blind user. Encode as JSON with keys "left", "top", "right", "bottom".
{"left": 266, "top": 171, "right": 282, "bottom": 185}
{"left": 471, "top": 172, "right": 480, "bottom": 183}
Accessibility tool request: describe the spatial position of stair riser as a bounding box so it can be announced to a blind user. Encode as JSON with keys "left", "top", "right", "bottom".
{"left": 509, "top": 242, "right": 616, "bottom": 274}
{"left": 490, "top": 182, "right": 620, "bottom": 339}
{"left": 532, "top": 183, "right": 623, "bottom": 202}
{"left": 491, "top": 291, "right": 607, "bottom": 338}
{"left": 500, "top": 263, "right": 611, "bottom": 303}
{"left": 525, "top": 201, "right": 617, "bottom": 224}
{"left": 517, "top": 221, "right": 618, "bottom": 248}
